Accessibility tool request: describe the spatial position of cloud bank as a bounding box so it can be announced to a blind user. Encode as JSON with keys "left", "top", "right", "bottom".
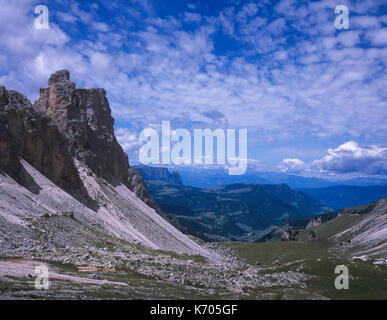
{"left": 281, "top": 141, "right": 387, "bottom": 176}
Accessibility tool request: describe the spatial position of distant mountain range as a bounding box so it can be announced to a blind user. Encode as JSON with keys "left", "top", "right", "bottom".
{"left": 176, "top": 167, "right": 338, "bottom": 189}
{"left": 146, "top": 181, "right": 333, "bottom": 241}
{"left": 133, "top": 165, "right": 182, "bottom": 184}
{"left": 145, "top": 166, "right": 387, "bottom": 189}
{"left": 300, "top": 185, "right": 387, "bottom": 209}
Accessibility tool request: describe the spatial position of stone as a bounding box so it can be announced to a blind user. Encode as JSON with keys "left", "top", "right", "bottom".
{"left": 88, "top": 273, "right": 101, "bottom": 280}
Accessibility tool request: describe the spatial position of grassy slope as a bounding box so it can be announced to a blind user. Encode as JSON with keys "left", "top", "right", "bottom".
{"left": 226, "top": 240, "right": 387, "bottom": 300}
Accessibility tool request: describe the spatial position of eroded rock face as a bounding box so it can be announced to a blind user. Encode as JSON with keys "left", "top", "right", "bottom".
{"left": 128, "top": 167, "right": 160, "bottom": 209}
{"left": 34, "top": 70, "right": 162, "bottom": 213}
{"left": 0, "top": 85, "right": 81, "bottom": 191}
{"left": 306, "top": 217, "right": 322, "bottom": 229}
{"left": 34, "top": 70, "right": 129, "bottom": 186}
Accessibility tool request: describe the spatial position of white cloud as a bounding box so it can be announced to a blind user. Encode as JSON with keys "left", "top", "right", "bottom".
{"left": 367, "top": 28, "right": 387, "bottom": 45}
{"left": 279, "top": 158, "right": 305, "bottom": 172}
{"left": 92, "top": 22, "right": 110, "bottom": 32}
{"left": 311, "top": 141, "right": 387, "bottom": 175}
{"left": 337, "top": 30, "right": 360, "bottom": 47}
{"left": 351, "top": 16, "right": 380, "bottom": 29}
{"left": 281, "top": 142, "right": 387, "bottom": 176}
{"left": 115, "top": 128, "right": 142, "bottom": 152}
{"left": 56, "top": 11, "right": 78, "bottom": 23}
{"left": 184, "top": 12, "right": 201, "bottom": 23}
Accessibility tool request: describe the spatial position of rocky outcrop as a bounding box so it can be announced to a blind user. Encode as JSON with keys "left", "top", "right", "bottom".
{"left": 128, "top": 166, "right": 186, "bottom": 230}
{"left": 34, "top": 70, "right": 166, "bottom": 214}
{"left": 134, "top": 165, "right": 183, "bottom": 184}
{"left": 306, "top": 216, "right": 322, "bottom": 229}
{"left": 0, "top": 85, "right": 81, "bottom": 192}
{"left": 128, "top": 166, "right": 159, "bottom": 210}
{"left": 281, "top": 228, "right": 299, "bottom": 241}
{"left": 34, "top": 70, "right": 129, "bottom": 186}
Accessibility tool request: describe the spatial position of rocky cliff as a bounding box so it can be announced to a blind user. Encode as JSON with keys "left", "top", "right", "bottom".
{"left": 34, "top": 70, "right": 157, "bottom": 207}
{"left": 34, "top": 70, "right": 129, "bottom": 186}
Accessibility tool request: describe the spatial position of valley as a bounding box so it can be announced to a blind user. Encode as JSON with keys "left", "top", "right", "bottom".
{"left": 146, "top": 181, "right": 333, "bottom": 241}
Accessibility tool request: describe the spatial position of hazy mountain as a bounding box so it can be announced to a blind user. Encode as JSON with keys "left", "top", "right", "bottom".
{"left": 146, "top": 181, "right": 332, "bottom": 241}
{"left": 133, "top": 165, "right": 183, "bottom": 184}
{"left": 175, "top": 167, "right": 338, "bottom": 189}
{"left": 299, "top": 185, "right": 387, "bottom": 209}
{"left": 174, "top": 167, "right": 387, "bottom": 189}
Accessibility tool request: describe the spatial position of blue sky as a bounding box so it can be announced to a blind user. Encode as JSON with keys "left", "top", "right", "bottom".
{"left": 0, "top": 0, "right": 387, "bottom": 179}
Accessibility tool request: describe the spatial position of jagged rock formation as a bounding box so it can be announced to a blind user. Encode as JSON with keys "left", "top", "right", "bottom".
{"left": 281, "top": 229, "right": 299, "bottom": 241}
{"left": 134, "top": 164, "right": 183, "bottom": 184}
{"left": 306, "top": 216, "right": 322, "bottom": 229}
{"left": 0, "top": 85, "right": 81, "bottom": 192}
{"left": 34, "top": 70, "right": 159, "bottom": 211}
{"left": 34, "top": 70, "right": 129, "bottom": 186}
{"left": 128, "top": 166, "right": 159, "bottom": 209}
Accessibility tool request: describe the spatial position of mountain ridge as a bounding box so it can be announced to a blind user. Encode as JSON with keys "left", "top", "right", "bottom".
{"left": 300, "top": 185, "right": 387, "bottom": 209}
{"left": 134, "top": 165, "right": 183, "bottom": 184}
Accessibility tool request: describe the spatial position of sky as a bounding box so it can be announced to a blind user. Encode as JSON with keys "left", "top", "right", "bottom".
{"left": 0, "top": 0, "right": 386, "bottom": 179}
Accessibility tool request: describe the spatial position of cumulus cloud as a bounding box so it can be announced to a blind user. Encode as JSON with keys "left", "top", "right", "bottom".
{"left": 280, "top": 142, "right": 387, "bottom": 176}
{"left": 351, "top": 16, "right": 380, "bottom": 29}
{"left": 280, "top": 158, "right": 305, "bottom": 172}
{"left": 367, "top": 28, "right": 387, "bottom": 45}
{"left": 115, "top": 128, "right": 142, "bottom": 153}
{"left": 311, "top": 141, "right": 387, "bottom": 175}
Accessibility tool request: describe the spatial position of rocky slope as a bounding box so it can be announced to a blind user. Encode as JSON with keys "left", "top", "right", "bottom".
{"left": 331, "top": 197, "right": 387, "bottom": 259}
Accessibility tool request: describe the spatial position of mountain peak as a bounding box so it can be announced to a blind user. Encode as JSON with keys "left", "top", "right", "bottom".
{"left": 48, "top": 69, "right": 71, "bottom": 85}
{"left": 35, "top": 70, "right": 129, "bottom": 186}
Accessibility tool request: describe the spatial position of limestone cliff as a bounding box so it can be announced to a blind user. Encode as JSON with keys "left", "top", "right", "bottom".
{"left": 0, "top": 85, "right": 81, "bottom": 192}
{"left": 34, "top": 70, "right": 129, "bottom": 186}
